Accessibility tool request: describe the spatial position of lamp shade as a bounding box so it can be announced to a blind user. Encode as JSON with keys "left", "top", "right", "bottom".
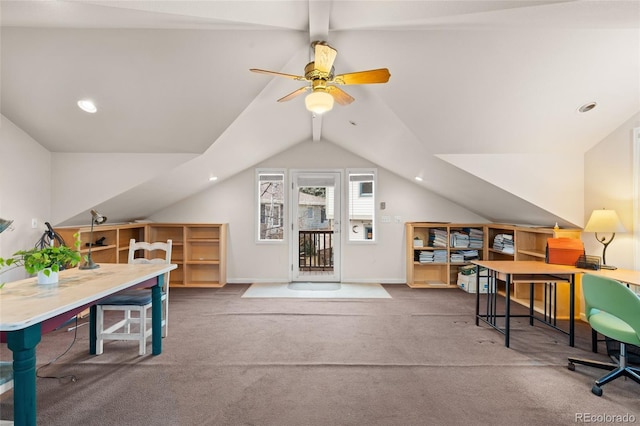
{"left": 90, "top": 209, "right": 107, "bottom": 225}
{"left": 305, "top": 90, "right": 334, "bottom": 114}
{"left": 584, "top": 209, "right": 626, "bottom": 233}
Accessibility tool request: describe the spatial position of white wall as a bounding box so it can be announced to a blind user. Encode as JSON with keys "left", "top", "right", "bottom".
{"left": 0, "top": 115, "right": 52, "bottom": 281}
{"left": 51, "top": 152, "right": 197, "bottom": 224}
{"left": 584, "top": 112, "right": 640, "bottom": 270}
{"left": 150, "top": 140, "right": 487, "bottom": 283}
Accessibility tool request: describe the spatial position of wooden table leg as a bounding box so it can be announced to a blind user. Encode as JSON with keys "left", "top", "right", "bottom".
{"left": 7, "top": 323, "right": 41, "bottom": 426}
{"left": 152, "top": 276, "right": 163, "bottom": 355}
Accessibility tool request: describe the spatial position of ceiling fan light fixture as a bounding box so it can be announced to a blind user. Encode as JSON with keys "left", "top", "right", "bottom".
{"left": 305, "top": 90, "right": 334, "bottom": 114}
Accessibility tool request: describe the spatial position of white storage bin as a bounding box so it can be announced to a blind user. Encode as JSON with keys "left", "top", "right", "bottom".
{"left": 457, "top": 273, "right": 489, "bottom": 293}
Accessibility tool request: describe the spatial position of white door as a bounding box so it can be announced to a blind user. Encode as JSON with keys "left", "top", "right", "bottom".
{"left": 291, "top": 170, "right": 341, "bottom": 282}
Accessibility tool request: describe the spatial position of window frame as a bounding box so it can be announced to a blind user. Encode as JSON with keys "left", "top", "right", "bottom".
{"left": 256, "top": 168, "right": 286, "bottom": 244}
{"left": 346, "top": 168, "right": 377, "bottom": 244}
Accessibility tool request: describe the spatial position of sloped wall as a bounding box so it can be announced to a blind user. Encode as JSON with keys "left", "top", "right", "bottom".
{"left": 436, "top": 153, "right": 583, "bottom": 226}
{"left": 51, "top": 152, "right": 197, "bottom": 224}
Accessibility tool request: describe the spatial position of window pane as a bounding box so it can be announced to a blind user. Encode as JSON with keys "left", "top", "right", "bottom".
{"left": 360, "top": 182, "right": 373, "bottom": 196}
{"left": 348, "top": 172, "right": 375, "bottom": 241}
{"left": 258, "top": 172, "right": 285, "bottom": 241}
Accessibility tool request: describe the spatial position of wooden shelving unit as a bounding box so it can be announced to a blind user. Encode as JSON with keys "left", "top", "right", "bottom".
{"left": 406, "top": 222, "right": 486, "bottom": 288}
{"left": 486, "top": 224, "right": 582, "bottom": 319}
{"left": 55, "top": 222, "right": 227, "bottom": 288}
{"left": 514, "top": 226, "right": 581, "bottom": 261}
{"left": 486, "top": 224, "right": 515, "bottom": 261}
{"left": 406, "top": 222, "right": 582, "bottom": 319}
{"left": 147, "top": 223, "right": 227, "bottom": 288}
{"left": 55, "top": 223, "right": 146, "bottom": 266}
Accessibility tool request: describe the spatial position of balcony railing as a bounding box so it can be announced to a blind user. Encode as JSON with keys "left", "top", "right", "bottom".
{"left": 299, "top": 230, "right": 333, "bottom": 271}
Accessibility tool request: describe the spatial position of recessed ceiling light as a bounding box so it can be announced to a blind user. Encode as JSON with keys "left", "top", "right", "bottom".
{"left": 414, "top": 176, "right": 423, "bottom": 182}
{"left": 578, "top": 102, "right": 597, "bottom": 113}
{"left": 209, "top": 176, "right": 218, "bottom": 182}
{"left": 77, "top": 99, "right": 97, "bottom": 113}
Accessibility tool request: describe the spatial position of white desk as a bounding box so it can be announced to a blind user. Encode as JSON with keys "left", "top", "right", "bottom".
{"left": 0, "top": 263, "right": 176, "bottom": 426}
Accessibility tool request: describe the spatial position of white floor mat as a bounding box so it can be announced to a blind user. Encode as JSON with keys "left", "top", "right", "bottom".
{"left": 242, "top": 282, "right": 392, "bottom": 299}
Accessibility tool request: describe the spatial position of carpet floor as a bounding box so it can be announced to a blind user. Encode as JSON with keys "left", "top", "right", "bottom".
{"left": 1, "top": 284, "right": 639, "bottom": 425}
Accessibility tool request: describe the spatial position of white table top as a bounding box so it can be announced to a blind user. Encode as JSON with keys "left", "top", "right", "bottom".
{"left": 0, "top": 263, "right": 176, "bottom": 331}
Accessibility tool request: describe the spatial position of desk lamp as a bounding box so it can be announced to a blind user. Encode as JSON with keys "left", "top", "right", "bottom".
{"left": 584, "top": 208, "right": 626, "bottom": 270}
{"left": 80, "top": 209, "right": 107, "bottom": 270}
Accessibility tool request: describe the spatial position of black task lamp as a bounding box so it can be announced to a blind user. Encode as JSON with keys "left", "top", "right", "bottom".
{"left": 80, "top": 209, "right": 107, "bottom": 270}
{"left": 0, "top": 218, "right": 13, "bottom": 234}
{"left": 583, "top": 208, "right": 626, "bottom": 270}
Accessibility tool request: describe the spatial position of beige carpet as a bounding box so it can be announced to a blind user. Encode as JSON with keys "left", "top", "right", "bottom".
{"left": 2, "top": 285, "right": 639, "bottom": 425}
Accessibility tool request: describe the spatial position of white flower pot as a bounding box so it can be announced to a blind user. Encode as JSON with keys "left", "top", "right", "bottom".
{"left": 37, "top": 269, "right": 59, "bottom": 285}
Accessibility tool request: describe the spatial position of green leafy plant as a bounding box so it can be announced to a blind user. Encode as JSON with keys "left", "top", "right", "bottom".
{"left": 0, "top": 245, "right": 82, "bottom": 276}
{"left": 0, "top": 234, "right": 82, "bottom": 282}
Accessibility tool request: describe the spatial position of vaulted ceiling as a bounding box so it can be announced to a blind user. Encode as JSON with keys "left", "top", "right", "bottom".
{"left": 1, "top": 1, "right": 638, "bottom": 226}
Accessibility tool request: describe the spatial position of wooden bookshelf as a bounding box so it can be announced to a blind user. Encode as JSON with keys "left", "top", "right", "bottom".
{"left": 485, "top": 224, "right": 582, "bottom": 319}
{"left": 406, "top": 222, "right": 582, "bottom": 319}
{"left": 55, "top": 223, "right": 146, "bottom": 266}
{"left": 406, "top": 222, "right": 486, "bottom": 288}
{"left": 146, "top": 223, "right": 227, "bottom": 288}
{"left": 55, "top": 222, "right": 227, "bottom": 288}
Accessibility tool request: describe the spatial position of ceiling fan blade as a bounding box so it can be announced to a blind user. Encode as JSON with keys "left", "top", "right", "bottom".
{"left": 326, "top": 86, "right": 355, "bottom": 106}
{"left": 277, "top": 86, "right": 309, "bottom": 102}
{"left": 314, "top": 43, "right": 337, "bottom": 74}
{"left": 250, "top": 68, "right": 306, "bottom": 81}
{"left": 333, "top": 68, "right": 391, "bottom": 85}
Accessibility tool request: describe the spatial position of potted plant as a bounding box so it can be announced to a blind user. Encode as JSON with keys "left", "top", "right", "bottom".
{"left": 0, "top": 238, "right": 82, "bottom": 285}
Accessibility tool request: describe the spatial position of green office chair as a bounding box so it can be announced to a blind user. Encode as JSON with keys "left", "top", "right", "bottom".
{"left": 567, "top": 274, "right": 640, "bottom": 396}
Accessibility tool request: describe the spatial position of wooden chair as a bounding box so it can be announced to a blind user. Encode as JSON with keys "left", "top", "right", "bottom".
{"left": 95, "top": 239, "right": 172, "bottom": 355}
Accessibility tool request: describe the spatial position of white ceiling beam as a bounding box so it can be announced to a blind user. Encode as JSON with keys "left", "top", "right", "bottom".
{"left": 311, "top": 113, "right": 322, "bottom": 141}
{"left": 309, "top": 0, "right": 331, "bottom": 44}
{"left": 309, "top": 1, "right": 331, "bottom": 141}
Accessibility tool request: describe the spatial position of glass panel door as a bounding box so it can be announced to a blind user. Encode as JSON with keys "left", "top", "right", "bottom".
{"left": 291, "top": 171, "right": 341, "bottom": 282}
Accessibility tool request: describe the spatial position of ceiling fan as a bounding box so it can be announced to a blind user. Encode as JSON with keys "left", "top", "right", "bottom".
{"left": 250, "top": 41, "right": 390, "bottom": 114}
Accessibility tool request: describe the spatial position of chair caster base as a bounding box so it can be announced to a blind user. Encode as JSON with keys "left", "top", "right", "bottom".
{"left": 567, "top": 362, "right": 575, "bottom": 371}
{"left": 591, "top": 384, "right": 603, "bottom": 397}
